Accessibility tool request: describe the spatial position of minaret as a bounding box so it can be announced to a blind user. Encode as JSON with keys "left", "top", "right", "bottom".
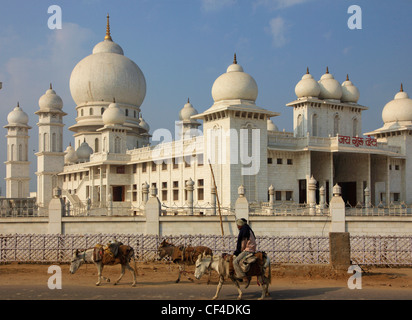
{"left": 35, "top": 84, "right": 67, "bottom": 207}
{"left": 4, "top": 102, "right": 31, "bottom": 198}
{"left": 192, "top": 55, "right": 279, "bottom": 207}
{"left": 177, "top": 98, "right": 201, "bottom": 139}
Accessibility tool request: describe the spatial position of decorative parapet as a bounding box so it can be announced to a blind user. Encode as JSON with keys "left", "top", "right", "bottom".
{"left": 268, "top": 133, "right": 402, "bottom": 155}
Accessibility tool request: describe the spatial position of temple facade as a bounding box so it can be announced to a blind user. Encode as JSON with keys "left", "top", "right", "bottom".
{"left": 4, "top": 17, "right": 412, "bottom": 215}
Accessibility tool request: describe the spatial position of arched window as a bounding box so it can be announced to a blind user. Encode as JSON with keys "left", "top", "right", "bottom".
{"left": 52, "top": 133, "right": 56, "bottom": 152}
{"left": 297, "top": 114, "right": 303, "bottom": 137}
{"left": 44, "top": 133, "right": 49, "bottom": 152}
{"left": 101, "top": 108, "right": 105, "bottom": 115}
{"left": 125, "top": 109, "right": 129, "bottom": 117}
{"left": 333, "top": 114, "right": 340, "bottom": 136}
{"left": 81, "top": 109, "right": 84, "bottom": 117}
{"left": 114, "top": 137, "right": 121, "bottom": 153}
{"left": 95, "top": 138, "right": 99, "bottom": 152}
{"left": 18, "top": 144, "right": 22, "bottom": 161}
{"left": 10, "top": 144, "right": 14, "bottom": 161}
{"left": 89, "top": 108, "right": 93, "bottom": 116}
{"left": 18, "top": 181, "right": 22, "bottom": 198}
{"left": 352, "top": 118, "right": 358, "bottom": 137}
{"left": 312, "top": 114, "right": 318, "bottom": 136}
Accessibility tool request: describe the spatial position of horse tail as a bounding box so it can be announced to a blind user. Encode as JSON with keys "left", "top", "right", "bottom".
{"left": 264, "top": 253, "right": 272, "bottom": 284}
{"left": 267, "top": 258, "right": 272, "bottom": 284}
{"left": 131, "top": 247, "right": 138, "bottom": 277}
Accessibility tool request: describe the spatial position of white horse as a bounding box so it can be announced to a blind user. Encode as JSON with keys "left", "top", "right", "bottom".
{"left": 194, "top": 252, "right": 271, "bottom": 300}
{"left": 69, "top": 245, "right": 137, "bottom": 287}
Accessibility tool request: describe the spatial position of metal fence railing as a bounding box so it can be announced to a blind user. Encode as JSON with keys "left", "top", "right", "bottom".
{"left": 0, "top": 233, "right": 329, "bottom": 264}
{"left": 350, "top": 235, "right": 412, "bottom": 265}
{"left": 1, "top": 234, "right": 412, "bottom": 266}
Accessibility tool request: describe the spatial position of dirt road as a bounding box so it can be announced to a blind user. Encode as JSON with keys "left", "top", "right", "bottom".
{"left": 1, "top": 262, "right": 412, "bottom": 300}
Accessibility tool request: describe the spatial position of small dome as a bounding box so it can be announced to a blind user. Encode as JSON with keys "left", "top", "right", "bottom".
{"left": 7, "top": 103, "right": 29, "bottom": 126}
{"left": 318, "top": 67, "right": 342, "bottom": 100}
{"left": 382, "top": 84, "right": 412, "bottom": 124}
{"left": 76, "top": 140, "right": 93, "bottom": 162}
{"left": 64, "top": 144, "right": 78, "bottom": 164}
{"left": 295, "top": 68, "right": 321, "bottom": 99}
{"left": 102, "top": 100, "right": 125, "bottom": 125}
{"left": 38, "top": 84, "right": 63, "bottom": 111}
{"left": 92, "top": 40, "right": 124, "bottom": 55}
{"left": 179, "top": 98, "right": 199, "bottom": 121}
{"left": 341, "top": 75, "right": 360, "bottom": 103}
{"left": 139, "top": 117, "right": 150, "bottom": 132}
{"left": 267, "top": 118, "right": 278, "bottom": 131}
{"left": 211, "top": 54, "right": 258, "bottom": 103}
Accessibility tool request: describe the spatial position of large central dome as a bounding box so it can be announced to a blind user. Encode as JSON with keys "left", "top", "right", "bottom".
{"left": 69, "top": 16, "right": 146, "bottom": 108}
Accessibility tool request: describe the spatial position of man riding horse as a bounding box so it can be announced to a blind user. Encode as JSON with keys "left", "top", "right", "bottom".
{"left": 233, "top": 218, "right": 256, "bottom": 280}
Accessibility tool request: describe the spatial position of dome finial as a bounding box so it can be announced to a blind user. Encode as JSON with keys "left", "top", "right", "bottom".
{"left": 50, "top": 83, "right": 53, "bottom": 90}
{"left": 105, "top": 13, "right": 112, "bottom": 41}
{"left": 306, "top": 67, "right": 309, "bottom": 74}
{"left": 326, "top": 66, "right": 329, "bottom": 74}
{"left": 187, "top": 97, "right": 190, "bottom": 103}
{"left": 346, "top": 74, "right": 349, "bottom": 81}
{"left": 113, "top": 97, "right": 116, "bottom": 103}
{"left": 400, "top": 83, "right": 404, "bottom": 92}
{"left": 233, "top": 53, "right": 237, "bottom": 64}
{"left": 17, "top": 101, "right": 20, "bottom": 108}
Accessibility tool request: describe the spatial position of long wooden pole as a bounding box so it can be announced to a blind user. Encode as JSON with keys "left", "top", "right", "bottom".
{"left": 209, "top": 160, "right": 224, "bottom": 236}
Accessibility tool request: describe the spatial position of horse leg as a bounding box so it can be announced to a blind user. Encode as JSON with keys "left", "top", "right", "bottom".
{"left": 185, "top": 265, "right": 194, "bottom": 282}
{"left": 96, "top": 263, "right": 103, "bottom": 286}
{"left": 264, "top": 274, "right": 270, "bottom": 297}
{"left": 212, "top": 276, "right": 224, "bottom": 300}
{"left": 125, "top": 262, "right": 137, "bottom": 287}
{"left": 176, "top": 264, "right": 182, "bottom": 283}
{"left": 114, "top": 264, "right": 125, "bottom": 285}
{"left": 207, "top": 270, "right": 211, "bottom": 285}
{"left": 231, "top": 277, "right": 243, "bottom": 300}
{"left": 244, "top": 276, "right": 251, "bottom": 289}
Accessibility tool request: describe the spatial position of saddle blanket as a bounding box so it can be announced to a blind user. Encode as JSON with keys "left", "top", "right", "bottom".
{"left": 93, "top": 242, "right": 123, "bottom": 264}
{"left": 223, "top": 252, "right": 266, "bottom": 276}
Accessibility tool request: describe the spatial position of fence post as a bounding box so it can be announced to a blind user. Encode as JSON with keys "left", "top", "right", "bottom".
{"left": 145, "top": 185, "right": 160, "bottom": 235}
{"left": 48, "top": 187, "right": 64, "bottom": 234}
{"left": 186, "top": 178, "right": 194, "bottom": 215}
{"left": 308, "top": 175, "right": 317, "bottom": 215}
{"left": 329, "top": 184, "right": 351, "bottom": 270}
{"left": 330, "top": 184, "right": 345, "bottom": 233}
{"left": 235, "top": 185, "right": 249, "bottom": 222}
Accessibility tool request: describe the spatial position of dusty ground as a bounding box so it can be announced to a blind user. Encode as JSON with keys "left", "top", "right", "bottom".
{"left": 1, "top": 261, "right": 412, "bottom": 290}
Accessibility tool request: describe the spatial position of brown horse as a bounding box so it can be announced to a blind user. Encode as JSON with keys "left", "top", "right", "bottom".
{"left": 157, "top": 239, "right": 212, "bottom": 283}
{"left": 70, "top": 244, "right": 137, "bottom": 287}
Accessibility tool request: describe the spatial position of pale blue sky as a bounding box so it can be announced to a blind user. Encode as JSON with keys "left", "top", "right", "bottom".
{"left": 0, "top": 0, "right": 411, "bottom": 193}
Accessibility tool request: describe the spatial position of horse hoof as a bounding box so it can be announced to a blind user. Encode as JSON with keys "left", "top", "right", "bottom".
{"left": 212, "top": 296, "right": 218, "bottom": 300}
{"left": 132, "top": 284, "right": 136, "bottom": 287}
